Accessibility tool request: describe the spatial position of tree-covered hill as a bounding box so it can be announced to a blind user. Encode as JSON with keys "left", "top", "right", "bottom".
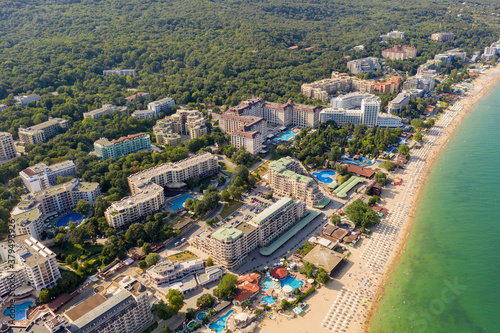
{"left": 0, "top": 0, "right": 499, "bottom": 105}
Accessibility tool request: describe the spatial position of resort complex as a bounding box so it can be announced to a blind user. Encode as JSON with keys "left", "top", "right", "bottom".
{"left": 301, "top": 71, "right": 375, "bottom": 101}
{"left": 20, "top": 160, "right": 76, "bottom": 193}
{"left": 18, "top": 118, "right": 69, "bottom": 145}
{"left": 153, "top": 109, "right": 207, "bottom": 145}
{"left": 83, "top": 104, "right": 126, "bottom": 120}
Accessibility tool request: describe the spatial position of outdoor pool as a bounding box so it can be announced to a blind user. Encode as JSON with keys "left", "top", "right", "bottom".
{"left": 169, "top": 194, "right": 194, "bottom": 211}
{"left": 280, "top": 275, "right": 304, "bottom": 291}
{"left": 209, "top": 309, "right": 234, "bottom": 333}
{"left": 196, "top": 312, "right": 208, "bottom": 322}
{"left": 56, "top": 212, "right": 83, "bottom": 228}
{"left": 313, "top": 170, "right": 336, "bottom": 184}
{"left": 3, "top": 300, "right": 33, "bottom": 321}
{"left": 262, "top": 296, "right": 276, "bottom": 304}
{"left": 262, "top": 277, "right": 279, "bottom": 290}
{"left": 341, "top": 155, "right": 372, "bottom": 166}
{"left": 273, "top": 129, "right": 297, "bottom": 142}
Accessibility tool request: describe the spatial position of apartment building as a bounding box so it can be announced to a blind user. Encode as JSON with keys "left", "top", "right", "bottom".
{"left": 62, "top": 276, "right": 152, "bottom": 333}
{"left": 402, "top": 73, "right": 436, "bottom": 92}
{"left": 18, "top": 117, "right": 69, "bottom": 145}
{"left": 83, "top": 104, "right": 125, "bottom": 120}
{"left": 131, "top": 109, "right": 157, "bottom": 119}
{"left": 483, "top": 39, "right": 500, "bottom": 61}
{"left": 320, "top": 92, "right": 381, "bottom": 127}
{"left": 93, "top": 133, "right": 151, "bottom": 160}
{"left": 146, "top": 258, "right": 204, "bottom": 287}
{"left": 226, "top": 97, "right": 321, "bottom": 129}
{"left": 103, "top": 69, "right": 135, "bottom": 76}
{"left": 374, "top": 76, "right": 403, "bottom": 94}
{"left": 0, "top": 235, "right": 61, "bottom": 294}
{"left": 267, "top": 157, "right": 325, "bottom": 206}
{"left": 387, "top": 92, "right": 411, "bottom": 114}
{"left": 347, "top": 57, "right": 381, "bottom": 74}
{"left": 301, "top": 72, "right": 375, "bottom": 101}
{"left": 0, "top": 132, "right": 16, "bottom": 163}
{"left": 382, "top": 45, "right": 417, "bottom": 60}
{"left": 220, "top": 114, "right": 267, "bottom": 155}
{"left": 431, "top": 33, "right": 455, "bottom": 42}
{"left": 105, "top": 182, "right": 165, "bottom": 230}
{"left": 417, "top": 60, "right": 443, "bottom": 74}
{"left": 14, "top": 94, "right": 41, "bottom": 105}
{"left": 153, "top": 109, "right": 206, "bottom": 143}
{"left": 20, "top": 160, "right": 76, "bottom": 193}
{"left": 380, "top": 30, "right": 404, "bottom": 41}
{"left": 155, "top": 131, "right": 181, "bottom": 146}
{"left": 147, "top": 97, "right": 175, "bottom": 117}
{"left": 127, "top": 153, "right": 219, "bottom": 194}
{"left": 191, "top": 198, "right": 306, "bottom": 269}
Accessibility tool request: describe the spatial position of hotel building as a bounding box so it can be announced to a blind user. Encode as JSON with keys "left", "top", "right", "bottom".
{"left": 11, "top": 179, "right": 100, "bottom": 239}
{"left": 62, "top": 276, "right": 152, "bottom": 333}
{"left": 20, "top": 160, "right": 76, "bottom": 193}
{"left": 153, "top": 110, "right": 207, "bottom": 144}
{"left": 382, "top": 45, "right": 417, "bottom": 60}
{"left": 127, "top": 153, "right": 219, "bottom": 194}
{"left": 147, "top": 97, "right": 175, "bottom": 117}
{"left": 301, "top": 71, "right": 375, "bottom": 101}
{"left": 93, "top": 133, "right": 151, "bottom": 160}
{"left": 0, "top": 132, "right": 16, "bottom": 163}
{"left": 0, "top": 235, "right": 61, "bottom": 295}
{"left": 14, "top": 94, "right": 41, "bottom": 106}
{"left": 267, "top": 157, "right": 326, "bottom": 207}
{"left": 103, "top": 69, "right": 136, "bottom": 76}
{"left": 226, "top": 97, "right": 321, "bottom": 129}
{"left": 146, "top": 258, "right": 204, "bottom": 287}
{"left": 83, "top": 104, "right": 126, "bottom": 120}
{"left": 402, "top": 73, "right": 436, "bottom": 92}
{"left": 431, "top": 33, "right": 455, "bottom": 42}
{"left": 18, "top": 117, "right": 69, "bottom": 145}
{"left": 347, "top": 57, "right": 381, "bottom": 74}
{"left": 380, "top": 30, "right": 404, "bottom": 41}
{"left": 191, "top": 197, "right": 306, "bottom": 269}
{"left": 220, "top": 114, "right": 267, "bottom": 155}
{"left": 105, "top": 182, "right": 165, "bottom": 230}
{"left": 320, "top": 92, "right": 403, "bottom": 128}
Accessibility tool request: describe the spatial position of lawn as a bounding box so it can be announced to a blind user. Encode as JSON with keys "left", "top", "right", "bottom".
{"left": 166, "top": 251, "right": 198, "bottom": 262}
{"left": 51, "top": 243, "right": 103, "bottom": 261}
{"left": 251, "top": 161, "right": 270, "bottom": 178}
{"left": 219, "top": 162, "right": 233, "bottom": 173}
{"left": 220, "top": 200, "right": 244, "bottom": 219}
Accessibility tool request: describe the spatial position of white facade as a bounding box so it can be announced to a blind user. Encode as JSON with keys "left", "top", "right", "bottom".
{"left": 347, "top": 57, "right": 381, "bottom": 74}
{"left": 0, "top": 235, "right": 61, "bottom": 294}
{"left": 131, "top": 109, "right": 156, "bottom": 119}
{"left": 103, "top": 69, "right": 135, "bottom": 76}
{"left": 105, "top": 182, "right": 165, "bottom": 230}
{"left": 147, "top": 97, "right": 175, "bottom": 116}
{"left": 15, "top": 94, "right": 41, "bottom": 105}
{"left": 320, "top": 92, "right": 381, "bottom": 127}
{"left": 231, "top": 131, "right": 263, "bottom": 155}
{"left": 83, "top": 104, "right": 124, "bottom": 120}
{"left": 20, "top": 160, "right": 76, "bottom": 193}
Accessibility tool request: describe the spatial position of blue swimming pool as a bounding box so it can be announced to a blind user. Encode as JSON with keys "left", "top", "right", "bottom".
{"left": 209, "top": 309, "right": 234, "bottom": 333}
{"left": 169, "top": 194, "right": 194, "bottom": 211}
{"left": 273, "top": 129, "right": 297, "bottom": 142}
{"left": 57, "top": 212, "right": 83, "bottom": 228}
{"left": 341, "top": 155, "right": 372, "bottom": 166}
{"left": 3, "top": 300, "right": 33, "bottom": 321}
{"left": 196, "top": 312, "right": 208, "bottom": 322}
{"left": 313, "top": 170, "right": 336, "bottom": 184}
{"left": 280, "top": 275, "right": 304, "bottom": 291}
{"left": 262, "top": 296, "right": 276, "bottom": 304}
{"left": 262, "top": 277, "right": 278, "bottom": 290}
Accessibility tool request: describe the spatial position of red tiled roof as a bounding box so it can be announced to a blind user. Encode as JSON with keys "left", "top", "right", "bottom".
{"left": 111, "top": 133, "right": 146, "bottom": 144}
{"left": 345, "top": 164, "right": 376, "bottom": 178}
{"left": 271, "top": 267, "right": 288, "bottom": 279}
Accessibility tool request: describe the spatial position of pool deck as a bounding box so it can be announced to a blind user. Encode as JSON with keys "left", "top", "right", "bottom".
{"left": 0, "top": 298, "right": 36, "bottom": 327}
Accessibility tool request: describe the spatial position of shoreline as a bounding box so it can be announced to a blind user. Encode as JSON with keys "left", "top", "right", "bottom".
{"left": 363, "top": 64, "right": 500, "bottom": 332}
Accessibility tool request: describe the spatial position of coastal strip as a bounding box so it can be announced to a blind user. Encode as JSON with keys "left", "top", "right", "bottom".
{"left": 363, "top": 64, "right": 500, "bottom": 333}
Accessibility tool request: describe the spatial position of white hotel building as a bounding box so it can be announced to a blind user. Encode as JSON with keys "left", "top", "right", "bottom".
{"left": 320, "top": 92, "right": 403, "bottom": 128}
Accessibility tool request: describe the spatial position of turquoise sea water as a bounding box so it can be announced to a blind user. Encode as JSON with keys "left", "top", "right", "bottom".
{"left": 370, "top": 83, "right": 500, "bottom": 332}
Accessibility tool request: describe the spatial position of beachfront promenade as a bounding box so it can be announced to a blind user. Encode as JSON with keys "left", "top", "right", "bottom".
{"left": 259, "top": 65, "right": 500, "bottom": 333}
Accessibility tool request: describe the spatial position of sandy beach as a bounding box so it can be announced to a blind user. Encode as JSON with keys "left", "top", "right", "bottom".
{"left": 252, "top": 64, "right": 500, "bottom": 333}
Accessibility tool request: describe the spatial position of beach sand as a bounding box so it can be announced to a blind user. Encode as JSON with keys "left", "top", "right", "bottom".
{"left": 249, "top": 65, "right": 500, "bottom": 333}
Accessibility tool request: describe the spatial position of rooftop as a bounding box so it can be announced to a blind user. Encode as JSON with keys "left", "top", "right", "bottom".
{"left": 302, "top": 245, "right": 345, "bottom": 273}
{"left": 252, "top": 197, "right": 293, "bottom": 225}
{"left": 234, "top": 222, "right": 256, "bottom": 235}
{"left": 211, "top": 225, "right": 243, "bottom": 242}
{"left": 65, "top": 293, "right": 107, "bottom": 322}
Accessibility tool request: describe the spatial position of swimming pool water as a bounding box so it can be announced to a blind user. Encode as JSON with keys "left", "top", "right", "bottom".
{"left": 280, "top": 275, "right": 304, "bottom": 291}
{"left": 57, "top": 212, "right": 83, "bottom": 228}
{"left": 209, "top": 309, "right": 234, "bottom": 333}
{"left": 313, "top": 170, "right": 337, "bottom": 184}
{"left": 196, "top": 312, "right": 208, "bottom": 322}
{"left": 262, "top": 296, "right": 276, "bottom": 304}
{"left": 341, "top": 154, "right": 372, "bottom": 166}
{"left": 273, "top": 129, "right": 297, "bottom": 142}
{"left": 169, "top": 194, "right": 194, "bottom": 211}
{"left": 262, "top": 277, "right": 278, "bottom": 290}
{"left": 3, "top": 301, "right": 33, "bottom": 321}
